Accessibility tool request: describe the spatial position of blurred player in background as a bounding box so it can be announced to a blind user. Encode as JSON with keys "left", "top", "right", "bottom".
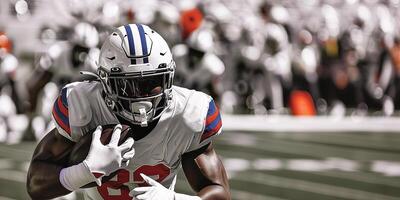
{"left": 27, "top": 24, "right": 230, "bottom": 200}
{"left": 0, "top": 31, "right": 29, "bottom": 143}
{"left": 25, "top": 22, "right": 101, "bottom": 142}
{"left": 173, "top": 27, "right": 225, "bottom": 104}
{"left": 0, "top": 32, "right": 19, "bottom": 112}
{"left": 173, "top": 6, "right": 225, "bottom": 104}
{"left": 26, "top": 22, "right": 100, "bottom": 113}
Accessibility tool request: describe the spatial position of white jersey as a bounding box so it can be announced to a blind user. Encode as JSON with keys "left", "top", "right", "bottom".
{"left": 51, "top": 81, "right": 222, "bottom": 200}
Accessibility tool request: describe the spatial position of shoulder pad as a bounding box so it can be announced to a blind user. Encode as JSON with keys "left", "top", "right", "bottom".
{"left": 67, "top": 82, "right": 93, "bottom": 127}
{"left": 201, "top": 98, "right": 222, "bottom": 143}
{"left": 183, "top": 92, "right": 222, "bottom": 152}
{"left": 182, "top": 89, "right": 211, "bottom": 133}
{"left": 52, "top": 82, "right": 94, "bottom": 142}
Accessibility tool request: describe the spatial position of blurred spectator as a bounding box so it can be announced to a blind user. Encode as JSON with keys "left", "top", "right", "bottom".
{"left": 0, "top": 0, "right": 399, "bottom": 129}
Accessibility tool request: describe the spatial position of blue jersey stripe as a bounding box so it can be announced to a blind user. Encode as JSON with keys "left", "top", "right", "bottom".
{"left": 124, "top": 25, "right": 136, "bottom": 64}
{"left": 61, "top": 88, "right": 68, "bottom": 108}
{"left": 207, "top": 100, "right": 216, "bottom": 117}
{"left": 53, "top": 100, "right": 69, "bottom": 126}
{"left": 205, "top": 114, "right": 221, "bottom": 132}
{"left": 136, "top": 24, "right": 149, "bottom": 63}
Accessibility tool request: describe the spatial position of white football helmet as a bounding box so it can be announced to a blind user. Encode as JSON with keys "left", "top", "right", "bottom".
{"left": 96, "top": 24, "right": 175, "bottom": 127}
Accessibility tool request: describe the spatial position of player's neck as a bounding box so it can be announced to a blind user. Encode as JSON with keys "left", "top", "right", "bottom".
{"left": 116, "top": 116, "right": 159, "bottom": 141}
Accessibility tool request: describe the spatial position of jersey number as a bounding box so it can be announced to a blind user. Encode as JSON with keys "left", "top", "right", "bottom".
{"left": 97, "top": 164, "right": 171, "bottom": 200}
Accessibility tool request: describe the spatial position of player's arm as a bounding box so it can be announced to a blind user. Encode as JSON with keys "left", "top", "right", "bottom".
{"left": 27, "top": 128, "right": 74, "bottom": 199}
{"left": 180, "top": 98, "right": 229, "bottom": 199}
{"left": 130, "top": 142, "right": 230, "bottom": 200}
{"left": 181, "top": 142, "right": 230, "bottom": 200}
{"left": 27, "top": 125, "right": 135, "bottom": 200}
{"left": 130, "top": 97, "right": 229, "bottom": 200}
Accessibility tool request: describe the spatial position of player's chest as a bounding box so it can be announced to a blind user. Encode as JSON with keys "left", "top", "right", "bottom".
{"left": 125, "top": 128, "right": 184, "bottom": 173}
{"left": 92, "top": 130, "right": 185, "bottom": 199}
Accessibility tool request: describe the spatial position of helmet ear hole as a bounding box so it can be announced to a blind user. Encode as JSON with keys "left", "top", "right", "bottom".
{"left": 158, "top": 63, "right": 167, "bottom": 68}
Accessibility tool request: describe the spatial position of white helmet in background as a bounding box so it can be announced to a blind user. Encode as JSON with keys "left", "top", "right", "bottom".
{"left": 187, "top": 28, "right": 214, "bottom": 53}
{"left": 97, "top": 24, "right": 175, "bottom": 127}
{"left": 72, "top": 22, "right": 99, "bottom": 48}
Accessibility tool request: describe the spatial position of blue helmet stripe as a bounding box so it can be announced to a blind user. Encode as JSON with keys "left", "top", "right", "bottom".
{"left": 124, "top": 25, "right": 136, "bottom": 64}
{"left": 136, "top": 24, "right": 149, "bottom": 63}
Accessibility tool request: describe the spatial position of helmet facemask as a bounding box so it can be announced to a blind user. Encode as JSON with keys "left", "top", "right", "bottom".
{"left": 99, "top": 61, "right": 175, "bottom": 127}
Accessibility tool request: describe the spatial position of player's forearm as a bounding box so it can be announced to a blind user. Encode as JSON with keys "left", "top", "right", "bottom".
{"left": 27, "top": 161, "right": 71, "bottom": 200}
{"left": 198, "top": 184, "right": 231, "bottom": 200}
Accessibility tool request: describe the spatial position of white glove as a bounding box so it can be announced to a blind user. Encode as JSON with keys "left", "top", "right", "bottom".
{"left": 59, "top": 124, "right": 135, "bottom": 191}
{"left": 83, "top": 124, "right": 135, "bottom": 185}
{"left": 130, "top": 174, "right": 201, "bottom": 200}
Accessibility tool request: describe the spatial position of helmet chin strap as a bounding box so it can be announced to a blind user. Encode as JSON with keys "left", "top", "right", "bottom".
{"left": 131, "top": 101, "right": 153, "bottom": 127}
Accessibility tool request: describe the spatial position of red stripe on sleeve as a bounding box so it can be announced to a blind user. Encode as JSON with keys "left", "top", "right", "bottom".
{"left": 206, "top": 107, "right": 219, "bottom": 125}
{"left": 201, "top": 119, "right": 222, "bottom": 143}
{"left": 52, "top": 107, "right": 71, "bottom": 135}
{"left": 57, "top": 97, "right": 68, "bottom": 117}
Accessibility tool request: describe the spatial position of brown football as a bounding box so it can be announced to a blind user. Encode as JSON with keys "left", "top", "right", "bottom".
{"left": 68, "top": 124, "right": 132, "bottom": 187}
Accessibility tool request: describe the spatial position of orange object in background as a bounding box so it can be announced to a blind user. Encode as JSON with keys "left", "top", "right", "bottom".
{"left": 180, "top": 8, "right": 203, "bottom": 40}
{"left": 290, "top": 90, "right": 316, "bottom": 116}
{"left": 390, "top": 40, "right": 400, "bottom": 75}
{"left": 0, "top": 32, "right": 12, "bottom": 53}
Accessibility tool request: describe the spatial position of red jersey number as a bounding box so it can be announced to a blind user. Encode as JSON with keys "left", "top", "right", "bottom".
{"left": 133, "top": 164, "right": 171, "bottom": 187}
{"left": 97, "top": 163, "right": 171, "bottom": 199}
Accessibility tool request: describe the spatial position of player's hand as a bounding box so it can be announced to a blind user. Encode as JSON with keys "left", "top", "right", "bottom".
{"left": 83, "top": 124, "right": 135, "bottom": 185}
{"left": 129, "top": 173, "right": 175, "bottom": 200}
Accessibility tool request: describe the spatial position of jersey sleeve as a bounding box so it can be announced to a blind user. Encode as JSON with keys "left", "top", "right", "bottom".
{"left": 186, "top": 96, "right": 222, "bottom": 152}
{"left": 201, "top": 98, "right": 222, "bottom": 142}
{"left": 51, "top": 87, "right": 73, "bottom": 141}
{"left": 51, "top": 82, "right": 94, "bottom": 142}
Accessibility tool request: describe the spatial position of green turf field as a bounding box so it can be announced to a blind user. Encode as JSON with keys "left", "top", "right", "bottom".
{"left": 0, "top": 131, "right": 399, "bottom": 200}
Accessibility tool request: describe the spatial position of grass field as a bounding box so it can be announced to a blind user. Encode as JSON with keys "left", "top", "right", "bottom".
{"left": 0, "top": 130, "right": 399, "bottom": 200}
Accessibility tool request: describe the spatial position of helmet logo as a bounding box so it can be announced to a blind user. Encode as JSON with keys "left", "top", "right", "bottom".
{"left": 106, "top": 56, "right": 115, "bottom": 60}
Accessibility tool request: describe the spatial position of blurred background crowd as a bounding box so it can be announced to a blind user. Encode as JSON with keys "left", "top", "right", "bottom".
{"left": 0, "top": 0, "right": 399, "bottom": 143}
{"left": 0, "top": 1, "right": 400, "bottom": 200}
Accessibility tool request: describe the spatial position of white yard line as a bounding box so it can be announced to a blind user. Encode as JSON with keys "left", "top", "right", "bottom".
{"left": 0, "top": 170, "right": 26, "bottom": 183}
{"left": 223, "top": 114, "right": 400, "bottom": 133}
{"left": 0, "top": 196, "right": 16, "bottom": 200}
{"left": 222, "top": 157, "right": 400, "bottom": 186}
{"left": 230, "top": 190, "right": 287, "bottom": 200}
{"left": 235, "top": 172, "right": 400, "bottom": 200}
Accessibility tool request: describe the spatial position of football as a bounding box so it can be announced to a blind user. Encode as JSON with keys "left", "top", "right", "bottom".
{"left": 68, "top": 124, "right": 132, "bottom": 166}
{"left": 68, "top": 124, "right": 132, "bottom": 187}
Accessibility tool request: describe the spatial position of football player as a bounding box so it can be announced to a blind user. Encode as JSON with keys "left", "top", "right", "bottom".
{"left": 27, "top": 24, "right": 230, "bottom": 200}
{"left": 26, "top": 22, "right": 100, "bottom": 112}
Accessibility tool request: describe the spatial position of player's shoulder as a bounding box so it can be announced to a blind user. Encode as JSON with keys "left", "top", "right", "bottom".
{"left": 171, "top": 86, "right": 212, "bottom": 132}
{"left": 63, "top": 81, "right": 103, "bottom": 119}
{"left": 52, "top": 81, "right": 104, "bottom": 141}
{"left": 64, "top": 80, "right": 101, "bottom": 91}
{"left": 172, "top": 85, "right": 211, "bottom": 104}
{"left": 170, "top": 86, "right": 222, "bottom": 152}
{"left": 171, "top": 85, "right": 212, "bottom": 116}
